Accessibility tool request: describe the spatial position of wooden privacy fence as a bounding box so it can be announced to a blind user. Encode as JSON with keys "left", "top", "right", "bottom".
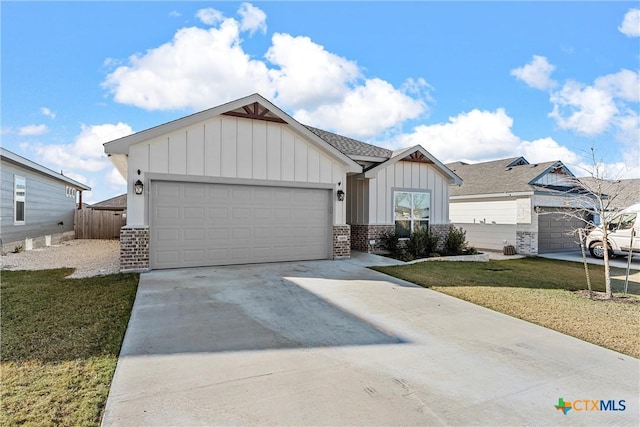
{"left": 75, "top": 209, "right": 126, "bottom": 239}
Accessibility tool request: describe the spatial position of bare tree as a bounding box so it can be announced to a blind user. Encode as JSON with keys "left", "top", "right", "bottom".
{"left": 564, "top": 148, "right": 637, "bottom": 299}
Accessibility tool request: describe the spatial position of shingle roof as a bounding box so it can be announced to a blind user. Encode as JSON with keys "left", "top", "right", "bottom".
{"left": 91, "top": 194, "right": 127, "bottom": 209}
{"left": 447, "top": 158, "right": 567, "bottom": 196}
{"left": 304, "top": 125, "right": 392, "bottom": 159}
{"left": 578, "top": 178, "right": 640, "bottom": 210}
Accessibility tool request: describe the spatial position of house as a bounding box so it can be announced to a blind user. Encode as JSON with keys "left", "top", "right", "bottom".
{"left": 0, "top": 147, "right": 90, "bottom": 252}
{"left": 447, "top": 157, "right": 591, "bottom": 254}
{"left": 90, "top": 193, "right": 127, "bottom": 212}
{"left": 578, "top": 178, "right": 640, "bottom": 212}
{"left": 104, "top": 93, "right": 460, "bottom": 271}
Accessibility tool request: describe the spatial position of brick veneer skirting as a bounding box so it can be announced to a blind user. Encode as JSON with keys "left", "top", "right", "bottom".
{"left": 120, "top": 226, "right": 150, "bottom": 272}
{"left": 333, "top": 225, "right": 351, "bottom": 259}
{"left": 350, "top": 224, "right": 394, "bottom": 253}
{"left": 351, "top": 223, "right": 454, "bottom": 253}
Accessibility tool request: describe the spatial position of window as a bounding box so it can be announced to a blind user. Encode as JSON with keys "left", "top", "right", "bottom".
{"left": 616, "top": 213, "right": 636, "bottom": 231}
{"left": 65, "top": 186, "right": 76, "bottom": 198}
{"left": 14, "top": 175, "right": 26, "bottom": 225}
{"left": 394, "top": 191, "right": 430, "bottom": 238}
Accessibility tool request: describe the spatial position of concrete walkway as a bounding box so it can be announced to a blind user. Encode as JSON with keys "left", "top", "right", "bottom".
{"left": 102, "top": 253, "right": 639, "bottom": 426}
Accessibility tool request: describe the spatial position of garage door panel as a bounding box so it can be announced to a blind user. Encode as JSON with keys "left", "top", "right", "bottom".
{"left": 157, "top": 206, "right": 179, "bottom": 220}
{"left": 184, "top": 207, "right": 205, "bottom": 220}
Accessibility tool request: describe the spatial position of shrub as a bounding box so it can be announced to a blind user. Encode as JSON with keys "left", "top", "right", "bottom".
{"left": 406, "top": 227, "right": 440, "bottom": 259}
{"left": 379, "top": 230, "right": 403, "bottom": 259}
{"left": 443, "top": 226, "right": 469, "bottom": 255}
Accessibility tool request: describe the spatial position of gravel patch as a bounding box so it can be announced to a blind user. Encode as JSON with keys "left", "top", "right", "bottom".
{"left": 1, "top": 239, "right": 120, "bottom": 278}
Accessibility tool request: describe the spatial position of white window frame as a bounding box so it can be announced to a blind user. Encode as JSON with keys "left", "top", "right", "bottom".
{"left": 393, "top": 190, "right": 431, "bottom": 238}
{"left": 14, "top": 175, "right": 26, "bottom": 225}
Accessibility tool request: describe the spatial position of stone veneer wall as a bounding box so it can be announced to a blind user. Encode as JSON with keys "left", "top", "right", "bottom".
{"left": 332, "top": 225, "right": 351, "bottom": 259}
{"left": 516, "top": 231, "right": 538, "bottom": 255}
{"left": 120, "top": 226, "right": 150, "bottom": 272}
{"left": 430, "top": 224, "right": 452, "bottom": 252}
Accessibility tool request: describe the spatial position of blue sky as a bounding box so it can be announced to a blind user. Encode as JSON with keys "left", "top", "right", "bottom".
{"left": 2, "top": 1, "right": 639, "bottom": 203}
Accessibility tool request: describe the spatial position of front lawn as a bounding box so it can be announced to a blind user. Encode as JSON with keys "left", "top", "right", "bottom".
{"left": 1, "top": 268, "right": 138, "bottom": 426}
{"left": 373, "top": 258, "right": 640, "bottom": 358}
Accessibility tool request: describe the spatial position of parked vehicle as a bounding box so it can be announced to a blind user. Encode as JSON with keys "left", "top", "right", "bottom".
{"left": 587, "top": 204, "right": 640, "bottom": 259}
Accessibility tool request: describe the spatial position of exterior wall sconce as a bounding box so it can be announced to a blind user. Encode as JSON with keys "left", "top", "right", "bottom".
{"left": 337, "top": 181, "right": 345, "bottom": 201}
{"left": 134, "top": 179, "right": 144, "bottom": 195}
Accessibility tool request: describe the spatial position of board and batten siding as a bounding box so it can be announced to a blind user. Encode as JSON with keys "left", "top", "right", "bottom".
{"left": 0, "top": 160, "right": 76, "bottom": 243}
{"left": 127, "top": 116, "right": 347, "bottom": 225}
{"left": 347, "top": 161, "right": 451, "bottom": 225}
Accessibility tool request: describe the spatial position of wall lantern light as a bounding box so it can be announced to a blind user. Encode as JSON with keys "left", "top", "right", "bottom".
{"left": 337, "top": 181, "right": 345, "bottom": 201}
{"left": 134, "top": 179, "right": 144, "bottom": 195}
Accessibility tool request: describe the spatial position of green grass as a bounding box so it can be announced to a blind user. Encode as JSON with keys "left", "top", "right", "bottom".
{"left": 1, "top": 268, "right": 138, "bottom": 426}
{"left": 373, "top": 258, "right": 640, "bottom": 358}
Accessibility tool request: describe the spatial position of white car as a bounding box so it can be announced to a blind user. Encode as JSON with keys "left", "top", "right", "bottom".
{"left": 587, "top": 204, "right": 640, "bottom": 259}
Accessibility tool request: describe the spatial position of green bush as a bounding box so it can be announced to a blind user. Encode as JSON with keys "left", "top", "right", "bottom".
{"left": 406, "top": 227, "right": 440, "bottom": 259}
{"left": 379, "top": 230, "right": 403, "bottom": 259}
{"left": 443, "top": 226, "right": 469, "bottom": 255}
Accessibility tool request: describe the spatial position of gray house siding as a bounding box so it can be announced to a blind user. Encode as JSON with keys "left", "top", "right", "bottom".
{"left": 1, "top": 160, "right": 77, "bottom": 244}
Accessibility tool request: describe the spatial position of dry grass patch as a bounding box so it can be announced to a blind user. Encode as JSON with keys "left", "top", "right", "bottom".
{"left": 431, "top": 286, "right": 640, "bottom": 358}
{"left": 1, "top": 268, "right": 138, "bottom": 426}
{"left": 373, "top": 258, "right": 640, "bottom": 358}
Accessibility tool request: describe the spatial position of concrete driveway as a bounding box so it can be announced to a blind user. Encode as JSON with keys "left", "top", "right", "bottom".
{"left": 102, "top": 253, "right": 639, "bottom": 426}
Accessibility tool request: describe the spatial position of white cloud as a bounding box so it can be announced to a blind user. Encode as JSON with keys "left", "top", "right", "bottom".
{"left": 266, "top": 33, "right": 361, "bottom": 109}
{"left": 511, "top": 55, "right": 557, "bottom": 90}
{"left": 594, "top": 69, "right": 640, "bottom": 102}
{"left": 294, "top": 78, "right": 427, "bottom": 139}
{"left": 169, "top": 10, "right": 181, "bottom": 18}
{"left": 238, "top": 2, "right": 266, "bottom": 34}
{"left": 41, "top": 107, "right": 56, "bottom": 119}
{"left": 102, "top": 3, "right": 430, "bottom": 137}
{"left": 393, "top": 109, "right": 521, "bottom": 163}
{"left": 549, "top": 80, "right": 618, "bottom": 136}
{"left": 619, "top": 8, "right": 640, "bottom": 37}
{"left": 103, "top": 19, "right": 273, "bottom": 110}
{"left": 519, "top": 137, "right": 580, "bottom": 165}
{"left": 107, "top": 167, "right": 127, "bottom": 189}
{"left": 30, "top": 122, "right": 133, "bottom": 172}
{"left": 18, "top": 124, "right": 48, "bottom": 136}
{"left": 196, "top": 7, "right": 223, "bottom": 26}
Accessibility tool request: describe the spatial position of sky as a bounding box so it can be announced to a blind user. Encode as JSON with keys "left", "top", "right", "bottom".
{"left": 2, "top": 1, "right": 639, "bottom": 204}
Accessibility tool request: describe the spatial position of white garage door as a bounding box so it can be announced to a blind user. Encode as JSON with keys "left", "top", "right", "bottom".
{"left": 150, "top": 181, "right": 331, "bottom": 269}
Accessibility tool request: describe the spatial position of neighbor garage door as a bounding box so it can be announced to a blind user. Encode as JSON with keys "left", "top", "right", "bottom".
{"left": 538, "top": 208, "right": 584, "bottom": 253}
{"left": 150, "top": 181, "right": 331, "bottom": 269}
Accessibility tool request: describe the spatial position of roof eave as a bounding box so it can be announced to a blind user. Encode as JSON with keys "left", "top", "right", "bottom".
{"left": 103, "top": 93, "right": 362, "bottom": 173}
{"left": 1, "top": 147, "right": 91, "bottom": 191}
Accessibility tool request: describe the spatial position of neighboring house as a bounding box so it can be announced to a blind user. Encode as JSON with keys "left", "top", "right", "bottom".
{"left": 90, "top": 193, "right": 127, "bottom": 212}
{"left": 104, "top": 93, "right": 460, "bottom": 271}
{"left": 578, "top": 178, "right": 640, "bottom": 212}
{"left": 447, "top": 157, "right": 591, "bottom": 255}
{"left": 0, "top": 147, "right": 90, "bottom": 252}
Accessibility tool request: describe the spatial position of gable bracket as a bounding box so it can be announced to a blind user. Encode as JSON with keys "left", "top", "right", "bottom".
{"left": 224, "top": 102, "right": 287, "bottom": 123}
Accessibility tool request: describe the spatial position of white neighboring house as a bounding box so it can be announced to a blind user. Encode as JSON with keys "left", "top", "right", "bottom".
{"left": 447, "top": 157, "right": 592, "bottom": 255}
{"left": 104, "top": 93, "right": 461, "bottom": 271}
